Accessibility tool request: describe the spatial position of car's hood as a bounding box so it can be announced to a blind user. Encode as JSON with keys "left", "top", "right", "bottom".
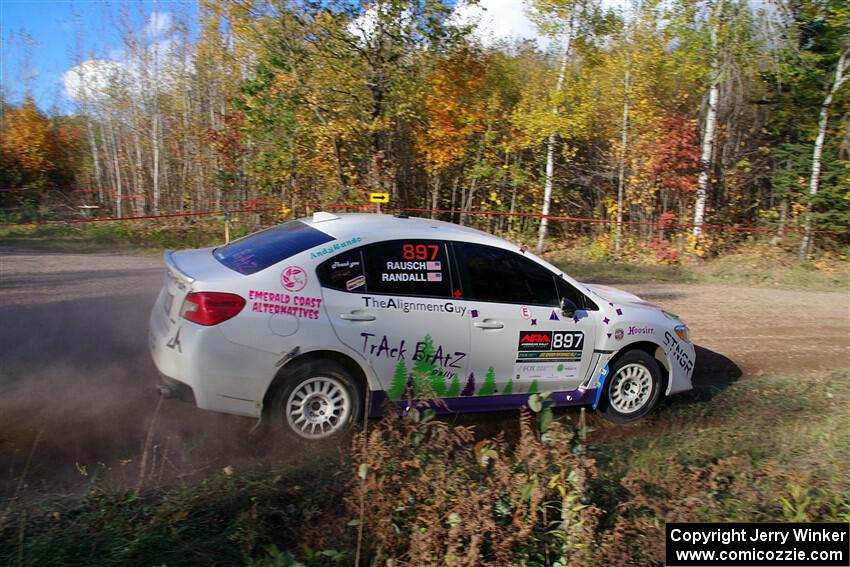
{"left": 582, "top": 283, "right": 661, "bottom": 310}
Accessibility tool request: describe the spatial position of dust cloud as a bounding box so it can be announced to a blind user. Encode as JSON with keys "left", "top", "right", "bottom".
{"left": 0, "top": 248, "right": 311, "bottom": 501}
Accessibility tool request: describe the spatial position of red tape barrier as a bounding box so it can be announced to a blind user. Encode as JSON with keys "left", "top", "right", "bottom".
{"left": 0, "top": 207, "right": 282, "bottom": 227}
{"left": 305, "top": 203, "right": 847, "bottom": 235}
{"left": 1, "top": 202, "right": 845, "bottom": 235}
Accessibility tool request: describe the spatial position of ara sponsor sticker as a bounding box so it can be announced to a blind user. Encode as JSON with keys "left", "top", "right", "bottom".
{"left": 518, "top": 331, "right": 552, "bottom": 351}
{"left": 280, "top": 266, "right": 307, "bottom": 292}
{"left": 516, "top": 330, "right": 584, "bottom": 362}
{"left": 346, "top": 274, "right": 366, "bottom": 291}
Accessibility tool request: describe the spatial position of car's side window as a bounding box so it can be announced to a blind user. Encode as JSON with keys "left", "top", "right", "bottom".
{"left": 363, "top": 240, "right": 452, "bottom": 297}
{"left": 556, "top": 276, "right": 598, "bottom": 311}
{"left": 317, "top": 249, "right": 366, "bottom": 292}
{"left": 453, "top": 242, "right": 559, "bottom": 306}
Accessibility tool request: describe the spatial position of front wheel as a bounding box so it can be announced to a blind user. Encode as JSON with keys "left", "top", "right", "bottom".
{"left": 268, "top": 360, "right": 362, "bottom": 442}
{"left": 599, "top": 350, "right": 663, "bottom": 424}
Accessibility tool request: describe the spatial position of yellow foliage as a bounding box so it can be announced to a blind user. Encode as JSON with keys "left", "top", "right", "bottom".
{"left": 0, "top": 97, "right": 55, "bottom": 176}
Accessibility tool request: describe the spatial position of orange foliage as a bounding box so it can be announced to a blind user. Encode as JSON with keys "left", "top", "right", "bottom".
{"left": 0, "top": 97, "right": 81, "bottom": 190}
{"left": 415, "top": 49, "right": 487, "bottom": 175}
{"left": 1, "top": 97, "right": 55, "bottom": 177}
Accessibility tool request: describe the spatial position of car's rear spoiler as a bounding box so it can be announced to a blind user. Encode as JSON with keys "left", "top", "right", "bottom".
{"left": 164, "top": 250, "right": 195, "bottom": 285}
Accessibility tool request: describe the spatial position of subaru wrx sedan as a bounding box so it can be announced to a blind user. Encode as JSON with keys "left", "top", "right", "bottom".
{"left": 149, "top": 213, "right": 695, "bottom": 441}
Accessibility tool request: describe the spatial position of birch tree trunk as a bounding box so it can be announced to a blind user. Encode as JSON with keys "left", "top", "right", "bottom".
{"left": 152, "top": 108, "right": 161, "bottom": 215}
{"left": 693, "top": 0, "right": 725, "bottom": 240}
{"left": 799, "top": 46, "right": 849, "bottom": 259}
{"left": 133, "top": 131, "right": 144, "bottom": 215}
{"left": 430, "top": 176, "right": 440, "bottom": 219}
{"left": 536, "top": 25, "right": 573, "bottom": 255}
{"left": 86, "top": 121, "right": 103, "bottom": 203}
{"left": 614, "top": 65, "right": 631, "bottom": 259}
{"left": 151, "top": 40, "right": 161, "bottom": 216}
{"left": 110, "top": 125, "right": 124, "bottom": 218}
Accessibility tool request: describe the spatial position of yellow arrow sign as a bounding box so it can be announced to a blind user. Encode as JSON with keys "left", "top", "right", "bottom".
{"left": 369, "top": 192, "right": 390, "bottom": 203}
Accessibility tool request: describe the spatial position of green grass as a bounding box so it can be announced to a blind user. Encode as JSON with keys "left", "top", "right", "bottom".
{"left": 589, "top": 370, "right": 850, "bottom": 522}
{"left": 549, "top": 250, "right": 849, "bottom": 291}
{"left": 602, "top": 370, "right": 848, "bottom": 473}
{"left": 0, "top": 219, "right": 254, "bottom": 253}
{"left": 0, "top": 457, "right": 351, "bottom": 567}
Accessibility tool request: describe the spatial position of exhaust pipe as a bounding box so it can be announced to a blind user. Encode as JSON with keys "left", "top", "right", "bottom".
{"left": 157, "top": 384, "right": 174, "bottom": 398}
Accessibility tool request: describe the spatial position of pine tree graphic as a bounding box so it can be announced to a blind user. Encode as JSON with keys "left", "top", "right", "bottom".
{"left": 388, "top": 358, "right": 409, "bottom": 401}
{"left": 528, "top": 379, "right": 539, "bottom": 395}
{"left": 460, "top": 372, "right": 476, "bottom": 397}
{"left": 412, "top": 334, "right": 439, "bottom": 398}
{"left": 429, "top": 369, "right": 447, "bottom": 398}
{"left": 502, "top": 380, "right": 513, "bottom": 395}
{"left": 478, "top": 366, "right": 497, "bottom": 396}
{"left": 445, "top": 373, "right": 461, "bottom": 398}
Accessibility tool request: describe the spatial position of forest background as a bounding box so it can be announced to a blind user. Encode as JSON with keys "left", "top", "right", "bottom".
{"left": 1, "top": 0, "right": 848, "bottom": 261}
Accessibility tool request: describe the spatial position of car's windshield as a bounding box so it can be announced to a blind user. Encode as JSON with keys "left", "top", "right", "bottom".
{"left": 213, "top": 220, "right": 333, "bottom": 275}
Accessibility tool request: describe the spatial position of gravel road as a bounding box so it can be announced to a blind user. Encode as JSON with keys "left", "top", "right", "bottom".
{"left": 1, "top": 246, "right": 847, "bottom": 498}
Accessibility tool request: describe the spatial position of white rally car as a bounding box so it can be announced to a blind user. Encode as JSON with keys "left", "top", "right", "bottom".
{"left": 149, "top": 213, "right": 695, "bottom": 441}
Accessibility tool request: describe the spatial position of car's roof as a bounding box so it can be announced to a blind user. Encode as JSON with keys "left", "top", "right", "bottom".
{"left": 301, "top": 212, "right": 513, "bottom": 250}
{"left": 297, "top": 212, "right": 589, "bottom": 291}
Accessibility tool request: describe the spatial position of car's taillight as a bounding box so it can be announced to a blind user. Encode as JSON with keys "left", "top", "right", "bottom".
{"left": 181, "top": 292, "right": 246, "bottom": 326}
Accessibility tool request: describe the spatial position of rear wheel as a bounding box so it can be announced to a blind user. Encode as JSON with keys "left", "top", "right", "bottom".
{"left": 599, "top": 350, "right": 662, "bottom": 424}
{"left": 268, "top": 360, "right": 362, "bottom": 442}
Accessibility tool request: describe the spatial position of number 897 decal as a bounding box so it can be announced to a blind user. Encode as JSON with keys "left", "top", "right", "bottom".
{"left": 517, "top": 330, "right": 584, "bottom": 362}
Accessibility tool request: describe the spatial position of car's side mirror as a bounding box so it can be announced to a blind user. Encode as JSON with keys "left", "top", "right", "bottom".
{"left": 560, "top": 297, "right": 577, "bottom": 319}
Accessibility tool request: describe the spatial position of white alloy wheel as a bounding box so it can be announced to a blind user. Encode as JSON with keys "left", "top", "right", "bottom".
{"left": 285, "top": 376, "right": 352, "bottom": 439}
{"left": 608, "top": 363, "right": 653, "bottom": 414}
{"left": 599, "top": 350, "right": 663, "bottom": 423}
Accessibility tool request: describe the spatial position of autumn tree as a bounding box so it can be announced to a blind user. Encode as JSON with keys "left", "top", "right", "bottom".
{"left": 525, "top": 0, "right": 615, "bottom": 253}
{"left": 414, "top": 47, "right": 487, "bottom": 217}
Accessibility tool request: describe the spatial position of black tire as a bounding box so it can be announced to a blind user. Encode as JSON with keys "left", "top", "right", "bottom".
{"left": 267, "top": 359, "right": 362, "bottom": 443}
{"left": 599, "top": 350, "right": 663, "bottom": 424}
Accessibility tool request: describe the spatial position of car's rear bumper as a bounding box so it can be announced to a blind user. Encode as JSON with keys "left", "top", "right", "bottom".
{"left": 149, "top": 287, "right": 278, "bottom": 419}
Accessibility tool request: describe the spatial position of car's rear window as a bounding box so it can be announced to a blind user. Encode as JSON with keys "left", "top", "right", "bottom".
{"left": 213, "top": 221, "right": 334, "bottom": 275}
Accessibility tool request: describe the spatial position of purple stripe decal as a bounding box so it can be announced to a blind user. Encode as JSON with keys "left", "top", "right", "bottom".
{"left": 368, "top": 388, "right": 598, "bottom": 418}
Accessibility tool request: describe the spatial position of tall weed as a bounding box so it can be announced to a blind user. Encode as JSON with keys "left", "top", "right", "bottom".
{"left": 350, "top": 407, "right": 599, "bottom": 566}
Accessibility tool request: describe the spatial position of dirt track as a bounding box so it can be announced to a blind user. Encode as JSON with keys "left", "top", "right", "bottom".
{"left": 1, "top": 247, "right": 848, "bottom": 498}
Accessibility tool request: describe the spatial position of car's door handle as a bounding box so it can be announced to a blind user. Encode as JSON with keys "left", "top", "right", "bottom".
{"left": 473, "top": 320, "right": 504, "bottom": 330}
{"left": 339, "top": 312, "right": 376, "bottom": 322}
